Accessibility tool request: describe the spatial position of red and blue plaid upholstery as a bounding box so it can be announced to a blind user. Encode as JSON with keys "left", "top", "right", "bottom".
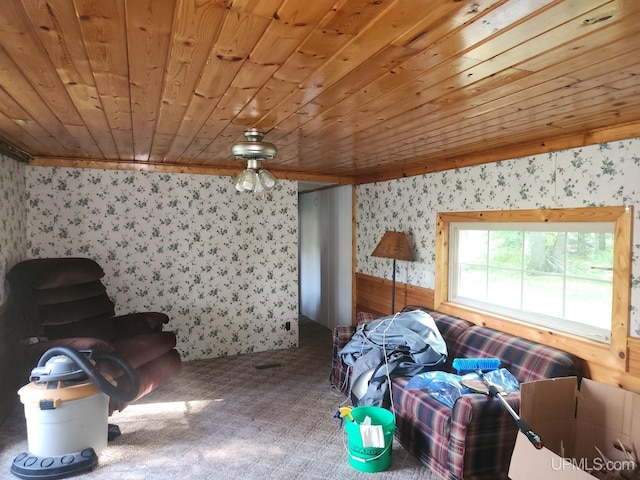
{"left": 356, "top": 311, "right": 381, "bottom": 325}
{"left": 329, "top": 312, "right": 382, "bottom": 395}
{"left": 330, "top": 323, "right": 358, "bottom": 392}
{"left": 453, "top": 326, "right": 583, "bottom": 382}
{"left": 329, "top": 306, "right": 584, "bottom": 480}
{"left": 392, "top": 376, "right": 525, "bottom": 480}
{"left": 329, "top": 310, "right": 386, "bottom": 392}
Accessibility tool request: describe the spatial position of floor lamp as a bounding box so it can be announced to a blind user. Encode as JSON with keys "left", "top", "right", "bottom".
{"left": 371, "top": 231, "right": 414, "bottom": 315}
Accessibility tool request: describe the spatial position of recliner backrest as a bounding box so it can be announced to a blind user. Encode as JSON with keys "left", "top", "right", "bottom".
{"left": 7, "top": 258, "right": 116, "bottom": 340}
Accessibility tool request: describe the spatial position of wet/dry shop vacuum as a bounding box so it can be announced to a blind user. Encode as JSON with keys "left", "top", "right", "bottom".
{"left": 11, "top": 346, "right": 139, "bottom": 480}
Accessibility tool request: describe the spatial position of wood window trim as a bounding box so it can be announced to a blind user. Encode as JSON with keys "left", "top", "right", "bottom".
{"left": 434, "top": 206, "right": 633, "bottom": 373}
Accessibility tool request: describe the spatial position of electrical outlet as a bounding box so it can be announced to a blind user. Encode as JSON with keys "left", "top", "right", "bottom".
{"left": 285, "top": 321, "right": 291, "bottom": 331}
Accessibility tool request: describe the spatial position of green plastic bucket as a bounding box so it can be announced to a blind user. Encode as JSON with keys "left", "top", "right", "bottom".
{"left": 344, "top": 406, "right": 396, "bottom": 473}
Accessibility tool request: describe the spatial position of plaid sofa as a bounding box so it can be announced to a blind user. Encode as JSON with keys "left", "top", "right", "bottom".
{"left": 330, "top": 306, "right": 584, "bottom": 480}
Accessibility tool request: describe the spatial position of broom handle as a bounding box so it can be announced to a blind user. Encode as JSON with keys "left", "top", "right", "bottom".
{"left": 488, "top": 384, "right": 544, "bottom": 450}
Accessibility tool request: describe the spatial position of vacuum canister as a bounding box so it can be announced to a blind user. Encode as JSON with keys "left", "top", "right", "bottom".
{"left": 18, "top": 365, "right": 109, "bottom": 457}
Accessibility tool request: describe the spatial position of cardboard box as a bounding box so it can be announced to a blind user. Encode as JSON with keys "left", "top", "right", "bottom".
{"left": 509, "top": 377, "right": 639, "bottom": 479}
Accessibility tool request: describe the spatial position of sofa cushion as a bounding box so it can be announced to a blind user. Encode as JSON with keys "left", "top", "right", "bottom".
{"left": 399, "top": 306, "right": 473, "bottom": 350}
{"left": 393, "top": 376, "right": 452, "bottom": 439}
{"left": 454, "top": 325, "right": 583, "bottom": 382}
{"left": 399, "top": 307, "right": 474, "bottom": 372}
{"left": 429, "top": 310, "right": 473, "bottom": 348}
{"left": 427, "top": 310, "right": 474, "bottom": 372}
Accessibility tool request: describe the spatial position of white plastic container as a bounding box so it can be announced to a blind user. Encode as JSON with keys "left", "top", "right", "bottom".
{"left": 18, "top": 380, "right": 109, "bottom": 457}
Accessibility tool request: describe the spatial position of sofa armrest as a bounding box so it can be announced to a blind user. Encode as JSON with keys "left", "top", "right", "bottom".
{"left": 111, "top": 312, "right": 169, "bottom": 337}
{"left": 330, "top": 325, "right": 357, "bottom": 393}
{"left": 333, "top": 324, "right": 356, "bottom": 350}
{"left": 448, "top": 393, "right": 520, "bottom": 478}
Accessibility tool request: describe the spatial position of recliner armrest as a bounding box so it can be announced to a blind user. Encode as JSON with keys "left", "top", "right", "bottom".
{"left": 25, "top": 337, "right": 117, "bottom": 364}
{"left": 111, "top": 312, "right": 170, "bottom": 337}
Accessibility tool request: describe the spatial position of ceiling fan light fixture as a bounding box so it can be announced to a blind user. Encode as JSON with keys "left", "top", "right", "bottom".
{"left": 231, "top": 129, "right": 278, "bottom": 193}
{"left": 231, "top": 128, "right": 277, "bottom": 159}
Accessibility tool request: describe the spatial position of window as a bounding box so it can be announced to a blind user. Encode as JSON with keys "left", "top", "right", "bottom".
{"left": 435, "top": 206, "right": 632, "bottom": 370}
{"left": 449, "top": 222, "right": 614, "bottom": 343}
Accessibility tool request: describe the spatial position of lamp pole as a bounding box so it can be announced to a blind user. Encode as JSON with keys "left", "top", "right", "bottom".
{"left": 391, "top": 258, "right": 397, "bottom": 314}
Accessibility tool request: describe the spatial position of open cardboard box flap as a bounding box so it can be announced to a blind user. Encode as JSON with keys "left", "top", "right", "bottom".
{"left": 509, "top": 377, "right": 640, "bottom": 479}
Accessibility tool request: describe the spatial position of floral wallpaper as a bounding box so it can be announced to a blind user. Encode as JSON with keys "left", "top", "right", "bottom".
{"left": 1, "top": 137, "right": 639, "bottom": 359}
{"left": 24, "top": 167, "right": 299, "bottom": 360}
{"left": 0, "top": 153, "right": 26, "bottom": 305}
{"left": 357, "top": 138, "right": 640, "bottom": 336}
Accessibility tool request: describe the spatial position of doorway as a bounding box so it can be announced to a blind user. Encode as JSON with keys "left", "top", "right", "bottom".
{"left": 298, "top": 184, "right": 353, "bottom": 330}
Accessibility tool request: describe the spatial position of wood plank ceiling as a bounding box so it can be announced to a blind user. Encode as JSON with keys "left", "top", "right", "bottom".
{"left": 0, "top": 0, "right": 639, "bottom": 185}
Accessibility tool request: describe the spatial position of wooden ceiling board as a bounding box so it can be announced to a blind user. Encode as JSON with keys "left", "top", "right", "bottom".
{"left": 155, "top": 0, "right": 226, "bottom": 137}
{"left": 0, "top": 45, "right": 83, "bottom": 156}
{"left": 273, "top": 1, "right": 497, "bottom": 142}
{"left": 0, "top": 0, "right": 638, "bottom": 183}
{"left": 353, "top": 81, "right": 639, "bottom": 168}
{"left": 283, "top": 10, "right": 640, "bottom": 175}
{"left": 0, "top": 108, "right": 53, "bottom": 155}
{"left": 331, "top": 4, "right": 625, "bottom": 129}
{"left": 462, "top": 0, "right": 617, "bottom": 63}
{"left": 127, "top": 0, "right": 175, "bottom": 162}
{"left": 24, "top": 0, "right": 120, "bottom": 161}
{"left": 267, "top": 2, "right": 607, "bottom": 167}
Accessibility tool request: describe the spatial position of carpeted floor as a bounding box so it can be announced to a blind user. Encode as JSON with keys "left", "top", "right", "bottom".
{"left": 0, "top": 317, "right": 433, "bottom": 479}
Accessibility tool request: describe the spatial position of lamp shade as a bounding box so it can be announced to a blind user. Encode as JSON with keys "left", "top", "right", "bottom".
{"left": 371, "top": 231, "right": 414, "bottom": 261}
{"left": 258, "top": 169, "right": 277, "bottom": 189}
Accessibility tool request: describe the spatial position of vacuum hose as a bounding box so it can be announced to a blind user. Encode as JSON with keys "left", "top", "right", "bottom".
{"left": 35, "top": 346, "right": 140, "bottom": 403}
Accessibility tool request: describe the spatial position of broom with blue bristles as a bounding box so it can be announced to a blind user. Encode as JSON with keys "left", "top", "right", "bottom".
{"left": 453, "top": 358, "right": 543, "bottom": 450}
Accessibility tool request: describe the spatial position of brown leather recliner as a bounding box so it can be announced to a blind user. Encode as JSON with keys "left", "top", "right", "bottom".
{"left": 6, "top": 257, "right": 182, "bottom": 414}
